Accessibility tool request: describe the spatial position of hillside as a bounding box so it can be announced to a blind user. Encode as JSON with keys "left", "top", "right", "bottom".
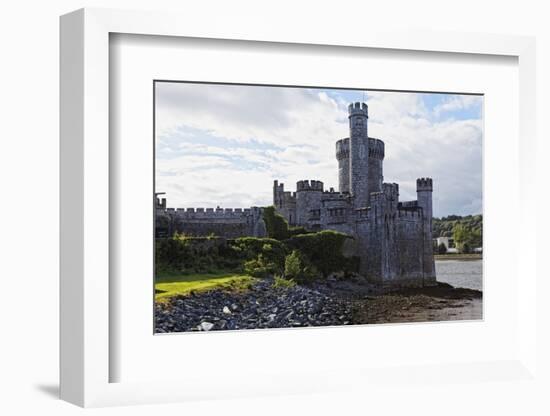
{"left": 433, "top": 214, "right": 483, "bottom": 250}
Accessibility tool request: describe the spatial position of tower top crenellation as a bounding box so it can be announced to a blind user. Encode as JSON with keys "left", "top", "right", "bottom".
{"left": 416, "top": 177, "right": 433, "bottom": 191}
{"left": 296, "top": 179, "right": 324, "bottom": 192}
{"left": 348, "top": 101, "right": 368, "bottom": 117}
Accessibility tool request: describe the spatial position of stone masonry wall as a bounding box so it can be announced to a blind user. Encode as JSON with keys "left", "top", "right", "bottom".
{"left": 367, "top": 138, "right": 384, "bottom": 197}
{"left": 348, "top": 102, "right": 370, "bottom": 208}
{"left": 156, "top": 207, "right": 266, "bottom": 239}
{"left": 336, "top": 138, "right": 350, "bottom": 193}
{"left": 295, "top": 180, "right": 323, "bottom": 227}
{"left": 273, "top": 180, "right": 297, "bottom": 226}
{"left": 416, "top": 178, "right": 436, "bottom": 285}
{"left": 395, "top": 210, "right": 425, "bottom": 284}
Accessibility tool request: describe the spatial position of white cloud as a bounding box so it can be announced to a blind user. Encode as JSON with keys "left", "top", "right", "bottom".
{"left": 155, "top": 83, "right": 483, "bottom": 217}
{"left": 433, "top": 95, "right": 481, "bottom": 117}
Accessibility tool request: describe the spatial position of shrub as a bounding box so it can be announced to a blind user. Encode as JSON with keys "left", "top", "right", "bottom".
{"left": 230, "top": 237, "right": 287, "bottom": 273}
{"left": 273, "top": 275, "right": 296, "bottom": 289}
{"left": 243, "top": 254, "right": 279, "bottom": 278}
{"left": 262, "top": 206, "right": 290, "bottom": 240}
{"left": 284, "top": 250, "right": 318, "bottom": 283}
{"left": 284, "top": 250, "right": 301, "bottom": 278}
{"left": 285, "top": 230, "right": 351, "bottom": 278}
{"left": 155, "top": 234, "right": 241, "bottom": 274}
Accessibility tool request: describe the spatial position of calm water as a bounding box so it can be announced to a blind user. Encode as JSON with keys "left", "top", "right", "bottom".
{"left": 435, "top": 259, "right": 483, "bottom": 291}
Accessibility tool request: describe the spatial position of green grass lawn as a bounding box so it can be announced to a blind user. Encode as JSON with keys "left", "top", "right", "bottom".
{"left": 155, "top": 271, "right": 255, "bottom": 302}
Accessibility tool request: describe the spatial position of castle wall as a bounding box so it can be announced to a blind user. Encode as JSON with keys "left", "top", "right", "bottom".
{"left": 395, "top": 209, "right": 425, "bottom": 284}
{"left": 320, "top": 192, "right": 355, "bottom": 235}
{"left": 358, "top": 206, "right": 426, "bottom": 287}
{"left": 358, "top": 190, "right": 395, "bottom": 283}
{"left": 355, "top": 216, "right": 372, "bottom": 278}
{"left": 379, "top": 185, "right": 400, "bottom": 283}
{"left": 156, "top": 207, "right": 266, "bottom": 239}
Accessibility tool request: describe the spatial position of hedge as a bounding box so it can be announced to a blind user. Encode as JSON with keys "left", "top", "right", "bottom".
{"left": 285, "top": 230, "right": 355, "bottom": 278}
{"left": 156, "top": 230, "right": 357, "bottom": 280}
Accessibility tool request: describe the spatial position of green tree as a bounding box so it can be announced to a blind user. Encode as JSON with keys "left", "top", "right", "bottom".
{"left": 284, "top": 250, "right": 301, "bottom": 279}
{"left": 453, "top": 224, "right": 478, "bottom": 254}
{"left": 284, "top": 250, "right": 317, "bottom": 283}
{"left": 434, "top": 214, "right": 483, "bottom": 243}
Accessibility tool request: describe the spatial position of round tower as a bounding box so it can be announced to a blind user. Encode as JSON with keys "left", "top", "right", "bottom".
{"left": 335, "top": 138, "right": 350, "bottom": 193}
{"left": 348, "top": 102, "right": 369, "bottom": 208}
{"left": 368, "top": 138, "right": 385, "bottom": 196}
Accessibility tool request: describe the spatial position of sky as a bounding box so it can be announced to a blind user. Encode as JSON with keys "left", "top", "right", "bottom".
{"left": 155, "top": 82, "right": 483, "bottom": 218}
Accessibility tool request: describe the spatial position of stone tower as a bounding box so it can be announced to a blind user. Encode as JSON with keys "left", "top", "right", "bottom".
{"left": 348, "top": 102, "right": 369, "bottom": 208}
{"left": 367, "top": 138, "right": 384, "bottom": 197}
{"left": 295, "top": 180, "right": 324, "bottom": 225}
{"left": 335, "top": 138, "right": 350, "bottom": 193}
{"left": 417, "top": 178, "right": 436, "bottom": 284}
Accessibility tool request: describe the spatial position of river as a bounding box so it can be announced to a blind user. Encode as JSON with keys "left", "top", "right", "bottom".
{"left": 435, "top": 259, "right": 483, "bottom": 291}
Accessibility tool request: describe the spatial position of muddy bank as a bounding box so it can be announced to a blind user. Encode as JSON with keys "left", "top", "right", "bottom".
{"left": 347, "top": 282, "right": 483, "bottom": 324}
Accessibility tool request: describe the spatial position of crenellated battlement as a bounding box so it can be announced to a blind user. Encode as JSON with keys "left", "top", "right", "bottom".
{"left": 368, "top": 138, "right": 385, "bottom": 159}
{"left": 157, "top": 206, "right": 262, "bottom": 219}
{"left": 296, "top": 179, "right": 324, "bottom": 192}
{"left": 335, "top": 138, "right": 350, "bottom": 160}
{"left": 416, "top": 177, "right": 433, "bottom": 191}
{"left": 397, "top": 207, "right": 423, "bottom": 219}
{"left": 336, "top": 137, "right": 385, "bottom": 160}
{"left": 348, "top": 101, "right": 369, "bottom": 117}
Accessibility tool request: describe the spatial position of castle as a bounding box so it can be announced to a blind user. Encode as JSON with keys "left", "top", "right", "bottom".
{"left": 156, "top": 101, "right": 436, "bottom": 287}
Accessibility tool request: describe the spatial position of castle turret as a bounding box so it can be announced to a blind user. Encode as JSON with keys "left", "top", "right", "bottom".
{"left": 273, "top": 180, "right": 297, "bottom": 225}
{"left": 368, "top": 138, "right": 385, "bottom": 196}
{"left": 336, "top": 138, "right": 350, "bottom": 193}
{"left": 348, "top": 102, "right": 369, "bottom": 208}
{"left": 416, "top": 178, "right": 436, "bottom": 284}
{"left": 295, "top": 180, "right": 324, "bottom": 227}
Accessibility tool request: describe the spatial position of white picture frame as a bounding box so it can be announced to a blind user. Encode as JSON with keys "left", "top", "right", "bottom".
{"left": 60, "top": 8, "right": 538, "bottom": 408}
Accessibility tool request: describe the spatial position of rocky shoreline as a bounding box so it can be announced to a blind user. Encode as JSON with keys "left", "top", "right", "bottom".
{"left": 155, "top": 277, "right": 482, "bottom": 333}
{"left": 155, "top": 279, "right": 354, "bottom": 332}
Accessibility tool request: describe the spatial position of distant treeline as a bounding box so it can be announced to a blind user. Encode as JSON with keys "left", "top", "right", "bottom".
{"left": 433, "top": 214, "right": 483, "bottom": 252}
